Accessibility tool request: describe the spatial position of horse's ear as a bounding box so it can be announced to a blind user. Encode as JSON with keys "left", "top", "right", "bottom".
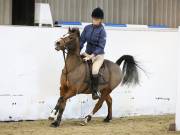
{"left": 75, "top": 28, "right": 80, "bottom": 37}
{"left": 68, "top": 27, "right": 71, "bottom": 32}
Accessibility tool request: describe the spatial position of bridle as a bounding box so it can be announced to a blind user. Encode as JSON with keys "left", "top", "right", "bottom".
{"left": 56, "top": 32, "right": 81, "bottom": 86}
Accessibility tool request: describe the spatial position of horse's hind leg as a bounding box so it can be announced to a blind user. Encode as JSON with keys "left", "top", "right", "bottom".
{"left": 81, "top": 97, "right": 105, "bottom": 125}
{"left": 81, "top": 90, "right": 109, "bottom": 125}
{"left": 103, "top": 94, "right": 112, "bottom": 122}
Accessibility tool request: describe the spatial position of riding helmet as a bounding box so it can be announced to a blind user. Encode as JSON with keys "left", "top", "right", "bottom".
{"left": 91, "top": 7, "right": 104, "bottom": 19}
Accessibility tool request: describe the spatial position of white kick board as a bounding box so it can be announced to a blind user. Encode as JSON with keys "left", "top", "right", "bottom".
{"left": 0, "top": 25, "right": 179, "bottom": 121}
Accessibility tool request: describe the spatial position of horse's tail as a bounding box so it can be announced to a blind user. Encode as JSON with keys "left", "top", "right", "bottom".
{"left": 116, "top": 55, "right": 139, "bottom": 86}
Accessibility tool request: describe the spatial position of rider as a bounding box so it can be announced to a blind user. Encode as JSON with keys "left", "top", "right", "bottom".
{"left": 80, "top": 7, "right": 107, "bottom": 100}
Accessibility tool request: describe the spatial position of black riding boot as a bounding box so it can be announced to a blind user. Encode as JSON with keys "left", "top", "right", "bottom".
{"left": 91, "top": 74, "right": 100, "bottom": 100}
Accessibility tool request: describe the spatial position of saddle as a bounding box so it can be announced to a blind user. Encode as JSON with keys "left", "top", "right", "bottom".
{"left": 81, "top": 55, "right": 109, "bottom": 85}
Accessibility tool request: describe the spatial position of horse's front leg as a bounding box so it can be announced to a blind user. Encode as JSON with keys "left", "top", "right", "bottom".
{"left": 49, "top": 87, "right": 63, "bottom": 121}
{"left": 50, "top": 87, "right": 76, "bottom": 127}
{"left": 50, "top": 96, "right": 67, "bottom": 127}
{"left": 48, "top": 97, "right": 63, "bottom": 120}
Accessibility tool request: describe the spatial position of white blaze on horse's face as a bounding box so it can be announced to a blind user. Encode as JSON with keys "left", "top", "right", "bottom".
{"left": 63, "top": 33, "right": 70, "bottom": 38}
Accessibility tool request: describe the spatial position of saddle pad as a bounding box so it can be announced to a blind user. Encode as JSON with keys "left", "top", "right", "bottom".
{"left": 84, "top": 60, "right": 109, "bottom": 85}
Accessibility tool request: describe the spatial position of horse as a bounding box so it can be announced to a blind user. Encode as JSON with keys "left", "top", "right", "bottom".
{"left": 49, "top": 27, "right": 140, "bottom": 127}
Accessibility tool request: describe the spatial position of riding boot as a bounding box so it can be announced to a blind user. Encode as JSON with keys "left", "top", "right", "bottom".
{"left": 91, "top": 74, "right": 100, "bottom": 100}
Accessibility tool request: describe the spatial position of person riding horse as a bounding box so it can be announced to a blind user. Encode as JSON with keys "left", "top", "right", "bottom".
{"left": 50, "top": 7, "right": 142, "bottom": 128}
{"left": 80, "top": 7, "right": 106, "bottom": 100}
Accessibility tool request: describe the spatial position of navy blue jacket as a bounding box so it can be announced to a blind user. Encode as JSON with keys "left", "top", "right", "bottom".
{"left": 80, "top": 24, "right": 106, "bottom": 55}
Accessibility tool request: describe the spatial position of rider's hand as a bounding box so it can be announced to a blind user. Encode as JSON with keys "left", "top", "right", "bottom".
{"left": 83, "top": 54, "right": 95, "bottom": 61}
{"left": 83, "top": 57, "right": 90, "bottom": 61}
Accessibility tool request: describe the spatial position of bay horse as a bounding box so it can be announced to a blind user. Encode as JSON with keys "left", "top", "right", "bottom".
{"left": 49, "top": 27, "right": 140, "bottom": 127}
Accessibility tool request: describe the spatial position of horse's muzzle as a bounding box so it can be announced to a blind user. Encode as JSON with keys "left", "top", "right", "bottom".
{"left": 55, "top": 41, "right": 64, "bottom": 51}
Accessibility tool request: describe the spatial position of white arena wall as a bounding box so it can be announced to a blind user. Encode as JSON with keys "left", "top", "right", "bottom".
{"left": 176, "top": 27, "right": 180, "bottom": 131}
{"left": 0, "top": 25, "right": 179, "bottom": 121}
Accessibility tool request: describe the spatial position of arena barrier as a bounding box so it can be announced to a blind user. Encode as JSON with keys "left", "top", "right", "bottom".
{"left": 175, "top": 26, "right": 180, "bottom": 131}
{"left": 0, "top": 25, "right": 178, "bottom": 121}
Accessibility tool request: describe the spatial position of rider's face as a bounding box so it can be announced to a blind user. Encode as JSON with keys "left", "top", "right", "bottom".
{"left": 92, "top": 18, "right": 102, "bottom": 26}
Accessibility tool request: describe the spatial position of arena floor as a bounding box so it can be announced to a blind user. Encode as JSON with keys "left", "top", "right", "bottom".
{"left": 0, "top": 115, "right": 179, "bottom": 135}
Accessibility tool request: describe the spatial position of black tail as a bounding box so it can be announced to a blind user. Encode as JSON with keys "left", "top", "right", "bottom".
{"left": 116, "top": 55, "right": 139, "bottom": 86}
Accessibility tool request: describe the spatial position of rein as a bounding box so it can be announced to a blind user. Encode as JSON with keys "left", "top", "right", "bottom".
{"left": 59, "top": 31, "right": 82, "bottom": 94}
{"left": 62, "top": 49, "right": 68, "bottom": 84}
{"left": 61, "top": 46, "right": 83, "bottom": 88}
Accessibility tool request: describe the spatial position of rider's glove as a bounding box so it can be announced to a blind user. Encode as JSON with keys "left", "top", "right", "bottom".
{"left": 83, "top": 54, "right": 95, "bottom": 61}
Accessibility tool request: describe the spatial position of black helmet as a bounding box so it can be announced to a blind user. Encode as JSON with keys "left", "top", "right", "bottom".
{"left": 91, "top": 7, "right": 104, "bottom": 19}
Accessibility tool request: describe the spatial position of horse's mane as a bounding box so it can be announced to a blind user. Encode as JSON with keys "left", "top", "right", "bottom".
{"left": 69, "top": 27, "right": 80, "bottom": 38}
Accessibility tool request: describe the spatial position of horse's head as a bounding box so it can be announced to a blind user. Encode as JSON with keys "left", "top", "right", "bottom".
{"left": 55, "top": 27, "right": 80, "bottom": 51}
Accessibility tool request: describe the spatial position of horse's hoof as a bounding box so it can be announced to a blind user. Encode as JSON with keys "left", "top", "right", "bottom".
{"left": 48, "top": 117, "right": 55, "bottom": 121}
{"left": 80, "top": 121, "right": 87, "bottom": 126}
{"left": 50, "top": 121, "right": 60, "bottom": 127}
{"left": 85, "top": 115, "right": 92, "bottom": 122}
{"left": 103, "top": 118, "right": 112, "bottom": 123}
{"left": 80, "top": 115, "right": 92, "bottom": 126}
{"left": 49, "top": 109, "right": 58, "bottom": 121}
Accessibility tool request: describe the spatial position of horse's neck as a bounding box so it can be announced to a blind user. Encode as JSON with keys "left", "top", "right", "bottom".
{"left": 64, "top": 54, "right": 80, "bottom": 73}
{"left": 65, "top": 49, "right": 81, "bottom": 73}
